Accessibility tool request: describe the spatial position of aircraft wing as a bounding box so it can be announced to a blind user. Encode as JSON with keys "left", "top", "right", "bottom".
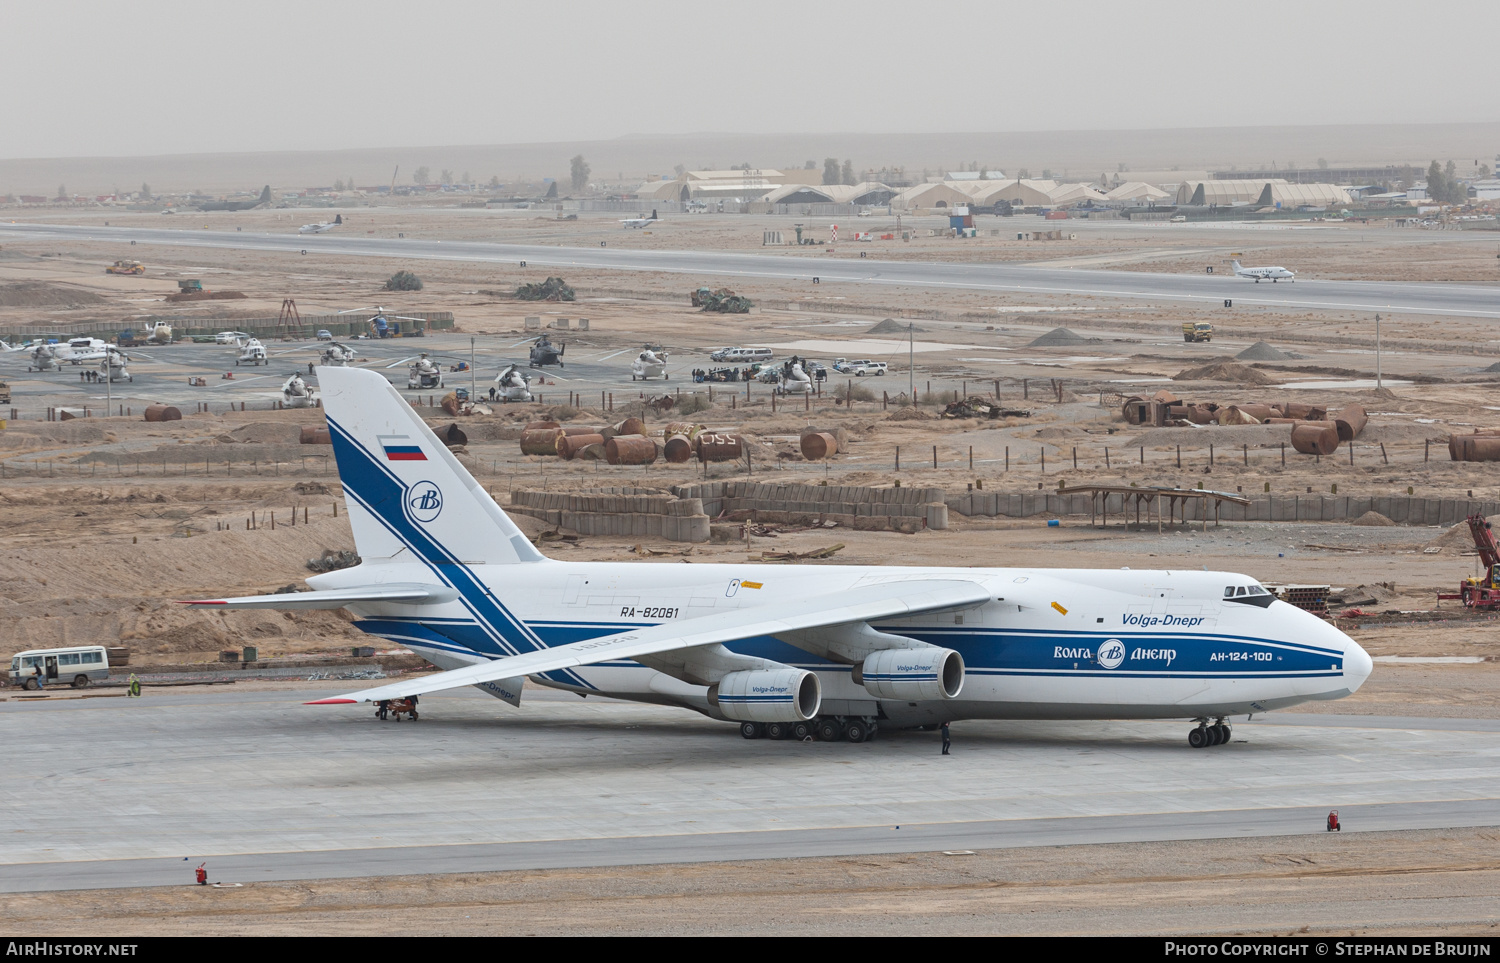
{"left": 308, "top": 577, "right": 992, "bottom": 705}
{"left": 179, "top": 582, "right": 459, "bottom": 611}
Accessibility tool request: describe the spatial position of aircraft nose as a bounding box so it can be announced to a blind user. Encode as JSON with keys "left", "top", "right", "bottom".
{"left": 1343, "top": 635, "right": 1373, "bottom": 693}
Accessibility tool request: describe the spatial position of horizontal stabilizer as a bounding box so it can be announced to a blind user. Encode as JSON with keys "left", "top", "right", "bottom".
{"left": 179, "top": 582, "right": 458, "bottom": 611}
{"left": 308, "top": 578, "right": 992, "bottom": 705}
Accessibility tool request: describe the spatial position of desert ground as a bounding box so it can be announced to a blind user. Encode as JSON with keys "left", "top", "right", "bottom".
{"left": 1, "top": 205, "right": 1497, "bottom": 934}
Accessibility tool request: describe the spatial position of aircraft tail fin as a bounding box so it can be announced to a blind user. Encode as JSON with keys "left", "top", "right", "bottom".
{"left": 316, "top": 366, "right": 546, "bottom": 566}
{"left": 334, "top": 214, "right": 343, "bottom": 225}
{"left": 1231, "top": 260, "right": 1243, "bottom": 272}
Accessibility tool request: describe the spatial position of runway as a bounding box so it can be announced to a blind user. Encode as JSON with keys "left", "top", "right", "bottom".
{"left": 4, "top": 685, "right": 1496, "bottom": 893}
{"left": 4, "top": 222, "right": 1499, "bottom": 319}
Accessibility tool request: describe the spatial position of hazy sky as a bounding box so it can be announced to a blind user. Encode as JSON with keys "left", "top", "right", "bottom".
{"left": 7, "top": 0, "right": 1497, "bottom": 159}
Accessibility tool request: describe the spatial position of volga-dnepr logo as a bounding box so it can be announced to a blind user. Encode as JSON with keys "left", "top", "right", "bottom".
{"left": 406, "top": 481, "right": 443, "bottom": 523}
{"left": 1096, "top": 638, "right": 1126, "bottom": 669}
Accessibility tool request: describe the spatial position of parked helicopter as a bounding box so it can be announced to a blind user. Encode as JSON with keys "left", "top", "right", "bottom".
{"left": 407, "top": 353, "right": 444, "bottom": 390}
{"left": 236, "top": 338, "right": 268, "bottom": 366}
{"left": 319, "top": 341, "right": 357, "bottom": 366}
{"left": 26, "top": 344, "right": 60, "bottom": 372}
{"left": 492, "top": 364, "right": 533, "bottom": 402}
{"left": 529, "top": 335, "right": 565, "bottom": 369}
{"left": 98, "top": 346, "right": 132, "bottom": 383}
{"left": 282, "top": 372, "right": 317, "bottom": 408}
{"left": 630, "top": 345, "right": 669, "bottom": 381}
{"left": 337, "top": 306, "right": 429, "bottom": 339}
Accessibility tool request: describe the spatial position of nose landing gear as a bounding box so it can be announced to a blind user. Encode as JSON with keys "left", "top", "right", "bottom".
{"left": 1188, "top": 718, "right": 1232, "bottom": 748}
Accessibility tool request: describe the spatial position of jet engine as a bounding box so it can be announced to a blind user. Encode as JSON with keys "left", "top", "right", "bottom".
{"left": 707, "top": 668, "right": 821, "bottom": 722}
{"left": 853, "top": 647, "right": 964, "bottom": 700}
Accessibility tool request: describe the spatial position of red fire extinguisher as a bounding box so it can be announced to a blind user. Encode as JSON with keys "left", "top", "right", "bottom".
{"left": 195, "top": 863, "right": 208, "bottom": 885}
{"left": 1327, "top": 810, "right": 1341, "bottom": 832}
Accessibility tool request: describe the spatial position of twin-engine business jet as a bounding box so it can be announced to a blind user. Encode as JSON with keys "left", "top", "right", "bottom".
{"left": 298, "top": 214, "right": 343, "bottom": 235}
{"left": 185, "top": 367, "right": 1371, "bottom": 748}
{"left": 1232, "top": 259, "right": 1295, "bottom": 282}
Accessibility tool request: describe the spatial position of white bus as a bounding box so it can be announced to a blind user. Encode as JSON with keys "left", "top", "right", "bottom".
{"left": 10, "top": 646, "right": 112, "bottom": 689}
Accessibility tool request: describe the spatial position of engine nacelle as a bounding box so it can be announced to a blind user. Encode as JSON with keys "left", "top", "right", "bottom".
{"left": 708, "top": 668, "right": 821, "bottom": 722}
{"left": 853, "top": 647, "right": 964, "bottom": 701}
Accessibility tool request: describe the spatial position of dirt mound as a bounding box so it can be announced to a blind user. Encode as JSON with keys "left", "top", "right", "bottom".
{"left": 886, "top": 406, "right": 933, "bottom": 421}
{"left": 1125, "top": 423, "right": 1295, "bottom": 449}
{"left": 1027, "top": 327, "right": 1090, "bottom": 347}
{"left": 1484, "top": 361, "right": 1500, "bottom": 373}
{"left": 1425, "top": 523, "right": 1475, "bottom": 554}
{"left": 1236, "top": 341, "right": 1293, "bottom": 362}
{"left": 1173, "top": 362, "right": 1278, "bottom": 385}
{"left": 0, "top": 282, "right": 105, "bottom": 307}
{"left": 867, "top": 318, "right": 924, "bottom": 334}
{"left": 1350, "top": 511, "right": 1395, "bottom": 527}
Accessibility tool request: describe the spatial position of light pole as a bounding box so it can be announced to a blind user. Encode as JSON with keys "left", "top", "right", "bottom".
{"left": 470, "top": 337, "right": 476, "bottom": 400}
{"left": 908, "top": 322, "right": 914, "bottom": 403}
{"left": 1376, "top": 313, "right": 1382, "bottom": 390}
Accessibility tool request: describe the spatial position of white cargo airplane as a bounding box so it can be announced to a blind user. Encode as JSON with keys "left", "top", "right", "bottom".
{"left": 621, "top": 209, "right": 659, "bottom": 229}
{"left": 183, "top": 367, "right": 1371, "bottom": 748}
{"left": 1232, "top": 259, "right": 1295, "bottom": 282}
{"left": 53, "top": 337, "right": 109, "bottom": 364}
{"left": 298, "top": 214, "right": 343, "bottom": 235}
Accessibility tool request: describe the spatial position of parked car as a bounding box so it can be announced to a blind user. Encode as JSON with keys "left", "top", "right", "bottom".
{"left": 849, "top": 361, "right": 887, "bottom": 376}
{"left": 215, "top": 331, "right": 250, "bottom": 344}
{"left": 316, "top": 329, "right": 333, "bottom": 340}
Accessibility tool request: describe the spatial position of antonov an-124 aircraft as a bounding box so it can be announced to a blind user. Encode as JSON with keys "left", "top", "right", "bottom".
{"left": 184, "top": 367, "right": 1371, "bottom": 748}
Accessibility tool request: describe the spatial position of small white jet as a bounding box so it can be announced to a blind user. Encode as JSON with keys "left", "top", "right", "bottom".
{"left": 182, "top": 367, "right": 1372, "bottom": 749}
{"left": 0, "top": 339, "right": 31, "bottom": 353}
{"left": 621, "top": 209, "right": 659, "bottom": 229}
{"left": 298, "top": 213, "right": 343, "bottom": 235}
{"left": 1232, "top": 259, "right": 1295, "bottom": 283}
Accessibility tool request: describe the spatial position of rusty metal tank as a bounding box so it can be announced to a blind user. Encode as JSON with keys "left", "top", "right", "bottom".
{"left": 524, "top": 420, "right": 560, "bottom": 431}
{"left": 558, "top": 432, "right": 605, "bottom": 460}
{"left": 520, "top": 428, "right": 564, "bottom": 456}
{"left": 299, "top": 427, "right": 332, "bottom": 445}
{"left": 697, "top": 432, "right": 745, "bottom": 462}
{"left": 800, "top": 432, "right": 839, "bottom": 460}
{"left": 1291, "top": 423, "right": 1340, "bottom": 455}
{"left": 143, "top": 404, "right": 181, "bottom": 422}
{"left": 1332, "top": 406, "right": 1367, "bottom": 442}
{"left": 605, "top": 435, "right": 657, "bottom": 465}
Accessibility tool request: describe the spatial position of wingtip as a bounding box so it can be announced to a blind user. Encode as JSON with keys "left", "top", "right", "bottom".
{"left": 176, "top": 600, "right": 226, "bottom": 605}
{"left": 305, "top": 698, "right": 358, "bottom": 705}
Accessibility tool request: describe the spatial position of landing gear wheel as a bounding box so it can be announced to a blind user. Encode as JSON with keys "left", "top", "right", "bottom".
{"left": 792, "top": 721, "right": 812, "bottom": 741}
{"left": 844, "top": 721, "right": 868, "bottom": 743}
{"left": 739, "top": 721, "right": 764, "bottom": 739}
{"left": 1188, "top": 726, "right": 1208, "bottom": 749}
{"left": 1211, "top": 725, "right": 1226, "bottom": 746}
{"left": 816, "top": 719, "right": 843, "bottom": 743}
{"left": 766, "top": 721, "right": 789, "bottom": 740}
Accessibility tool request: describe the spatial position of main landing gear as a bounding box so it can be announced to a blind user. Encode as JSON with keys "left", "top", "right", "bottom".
{"left": 1187, "top": 717, "right": 1231, "bottom": 748}
{"left": 740, "top": 716, "right": 877, "bottom": 744}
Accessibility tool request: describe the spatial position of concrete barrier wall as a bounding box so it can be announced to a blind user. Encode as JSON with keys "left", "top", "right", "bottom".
{"left": 674, "top": 481, "right": 948, "bottom": 531}
{"left": 946, "top": 490, "right": 1500, "bottom": 527}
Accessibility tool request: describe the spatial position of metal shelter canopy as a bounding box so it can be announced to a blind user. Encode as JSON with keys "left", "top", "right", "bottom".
{"left": 1061, "top": 484, "right": 1252, "bottom": 532}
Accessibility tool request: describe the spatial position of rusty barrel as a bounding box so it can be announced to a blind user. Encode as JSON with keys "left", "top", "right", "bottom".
{"left": 1216, "top": 406, "right": 1261, "bottom": 426}
{"left": 440, "top": 391, "right": 460, "bottom": 416}
{"left": 800, "top": 432, "right": 838, "bottom": 460}
{"left": 144, "top": 404, "right": 181, "bottom": 422}
{"left": 1332, "top": 405, "right": 1367, "bottom": 442}
{"left": 299, "top": 427, "right": 332, "bottom": 445}
{"left": 662, "top": 434, "right": 696, "bottom": 463}
{"left": 1236, "top": 403, "right": 1275, "bottom": 421}
{"left": 607, "top": 417, "right": 645, "bottom": 437}
{"left": 1186, "top": 405, "right": 1215, "bottom": 425}
{"left": 559, "top": 425, "right": 598, "bottom": 436}
{"left": 1281, "top": 402, "right": 1317, "bottom": 420}
{"left": 1291, "top": 423, "right": 1339, "bottom": 455}
{"left": 1450, "top": 435, "right": 1500, "bottom": 462}
{"left": 520, "top": 428, "right": 564, "bottom": 456}
{"left": 605, "top": 435, "right": 657, "bottom": 465}
{"left": 525, "top": 420, "right": 560, "bottom": 430}
{"left": 697, "top": 432, "right": 744, "bottom": 462}
{"left": 558, "top": 432, "right": 605, "bottom": 460}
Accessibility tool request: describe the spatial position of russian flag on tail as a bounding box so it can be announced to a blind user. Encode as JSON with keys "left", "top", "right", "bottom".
{"left": 378, "top": 433, "right": 426, "bottom": 461}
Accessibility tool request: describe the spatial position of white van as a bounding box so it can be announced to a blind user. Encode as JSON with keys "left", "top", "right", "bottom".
{"left": 709, "top": 347, "right": 774, "bottom": 363}
{"left": 10, "top": 646, "right": 111, "bottom": 689}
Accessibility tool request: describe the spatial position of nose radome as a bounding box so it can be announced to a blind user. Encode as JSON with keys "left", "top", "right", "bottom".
{"left": 1344, "top": 636, "right": 1373, "bottom": 693}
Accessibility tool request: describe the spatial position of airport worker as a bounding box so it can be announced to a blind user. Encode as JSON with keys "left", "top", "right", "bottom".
{"left": 308, "top": 362, "right": 315, "bottom": 375}
{"left": 940, "top": 721, "right": 951, "bottom": 755}
{"left": 127, "top": 673, "right": 141, "bottom": 698}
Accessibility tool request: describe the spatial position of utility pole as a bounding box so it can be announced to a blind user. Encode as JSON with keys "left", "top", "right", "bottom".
{"left": 1375, "top": 313, "right": 1382, "bottom": 389}
{"left": 470, "top": 337, "right": 477, "bottom": 400}
{"left": 908, "top": 321, "right": 915, "bottom": 403}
